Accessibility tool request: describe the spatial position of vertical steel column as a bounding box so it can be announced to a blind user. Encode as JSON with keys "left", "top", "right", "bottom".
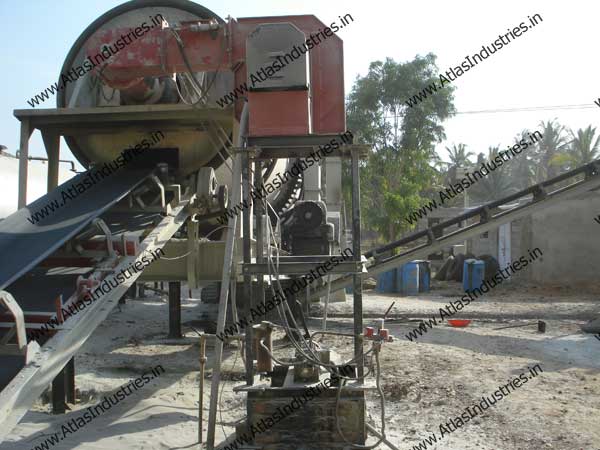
{"left": 198, "top": 333, "right": 207, "bottom": 446}
{"left": 206, "top": 152, "right": 243, "bottom": 450}
{"left": 254, "top": 160, "right": 266, "bottom": 324}
{"left": 65, "top": 357, "right": 75, "bottom": 404}
{"left": 351, "top": 149, "right": 364, "bottom": 381}
{"left": 242, "top": 151, "right": 254, "bottom": 385}
{"left": 41, "top": 131, "right": 60, "bottom": 192}
{"left": 51, "top": 367, "right": 66, "bottom": 414}
{"left": 168, "top": 282, "right": 182, "bottom": 339}
{"left": 18, "top": 118, "right": 32, "bottom": 209}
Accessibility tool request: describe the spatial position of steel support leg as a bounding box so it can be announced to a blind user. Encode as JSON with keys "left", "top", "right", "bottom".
{"left": 41, "top": 131, "right": 60, "bottom": 192}
{"left": 206, "top": 151, "right": 243, "bottom": 450}
{"left": 51, "top": 368, "right": 66, "bottom": 414}
{"left": 168, "top": 281, "right": 182, "bottom": 339}
{"left": 351, "top": 149, "right": 364, "bottom": 382}
{"left": 242, "top": 151, "right": 254, "bottom": 386}
{"left": 254, "top": 160, "right": 265, "bottom": 324}
{"left": 65, "top": 357, "right": 75, "bottom": 404}
{"left": 198, "top": 334, "right": 207, "bottom": 446}
{"left": 18, "top": 118, "right": 33, "bottom": 209}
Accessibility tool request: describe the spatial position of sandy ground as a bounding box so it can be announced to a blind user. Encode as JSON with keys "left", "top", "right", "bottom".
{"left": 1, "top": 281, "right": 600, "bottom": 450}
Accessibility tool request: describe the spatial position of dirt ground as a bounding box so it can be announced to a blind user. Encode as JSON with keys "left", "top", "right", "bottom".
{"left": 1, "top": 280, "right": 599, "bottom": 450}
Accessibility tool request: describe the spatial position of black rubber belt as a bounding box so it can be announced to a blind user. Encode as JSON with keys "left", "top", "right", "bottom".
{"left": 0, "top": 167, "right": 153, "bottom": 290}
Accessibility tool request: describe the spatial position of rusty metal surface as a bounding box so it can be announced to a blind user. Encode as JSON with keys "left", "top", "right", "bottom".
{"left": 236, "top": 15, "right": 346, "bottom": 135}
{"left": 247, "top": 388, "right": 366, "bottom": 449}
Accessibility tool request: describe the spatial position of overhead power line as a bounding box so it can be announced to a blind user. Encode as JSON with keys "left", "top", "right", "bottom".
{"left": 382, "top": 103, "right": 598, "bottom": 118}
{"left": 455, "top": 103, "right": 597, "bottom": 114}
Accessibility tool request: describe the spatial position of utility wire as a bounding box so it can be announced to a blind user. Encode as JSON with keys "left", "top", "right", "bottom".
{"left": 382, "top": 103, "right": 597, "bottom": 119}
{"left": 455, "top": 103, "right": 597, "bottom": 115}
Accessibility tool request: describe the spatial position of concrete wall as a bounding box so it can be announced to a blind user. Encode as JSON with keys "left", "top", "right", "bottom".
{"left": 523, "top": 191, "right": 600, "bottom": 284}
{"left": 443, "top": 192, "right": 600, "bottom": 285}
{"left": 469, "top": 227, "right": 497, "bottom": 257}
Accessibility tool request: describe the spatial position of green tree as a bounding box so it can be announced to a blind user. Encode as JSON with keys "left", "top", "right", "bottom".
{"left": 446, "top": 143, "right": 474, "bottom": 169}
{"left": 507, "top": 130, "right": 537, "bottom": 190}
{"left": 533, "top": 119, "right": 569, "bottom": 181}
{"left": 566, "top": 125, "right": 600, "bottom": 167}
{"left": 345, "top": 55, "right": 456, "bottom": 241}
{"left": 470, "top": 147, "right": 519, "bottom": 203}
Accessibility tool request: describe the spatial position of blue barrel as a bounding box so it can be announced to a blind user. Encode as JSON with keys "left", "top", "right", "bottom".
{"left": 376, "top": 269, "right": 396, "bottom": 293}
{"left": 463, "top": 259, "right": 485, "bottom": 292}
{"left": 398, "top": 262, "right": 420, "bottom": 295}
{"left": 415, "top": 260, "right": 431, "bottom": 292}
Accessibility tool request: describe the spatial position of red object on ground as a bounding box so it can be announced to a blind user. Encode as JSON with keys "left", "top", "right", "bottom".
{"left": 448, "top": 319, "right": 471, "bottom": 327}
{"left": 364, "top": 327, "right": 374, "bottom": 337}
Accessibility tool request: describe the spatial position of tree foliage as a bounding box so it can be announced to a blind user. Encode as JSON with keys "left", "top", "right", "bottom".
{"left": 344, "top": 56, "right": 600, "bottom": 241}
{"left": 345, "top": 55, "right": 455, "bottom": 242}
{"left": 447, "top": 120, "right": 600, "bottom": 204}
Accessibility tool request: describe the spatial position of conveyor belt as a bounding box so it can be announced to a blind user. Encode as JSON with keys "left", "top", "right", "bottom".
{"left": 311, "top": 160, "right": 600, "bottom": 299}
{"left": 0, "top": 199, "right": 190, "bottom": 442}
{"left": 0, "top": 167, "right": 153, "bottom": 290}
{"left": 4, "top": 267, "right": 91, "bottom": 313}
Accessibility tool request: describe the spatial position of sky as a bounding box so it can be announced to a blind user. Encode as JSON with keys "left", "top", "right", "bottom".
{"left": 0, "top": 0, "right": 598, "bottom": 170}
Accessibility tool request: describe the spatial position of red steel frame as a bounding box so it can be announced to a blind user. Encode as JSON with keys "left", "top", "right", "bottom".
{"left": 85, "top": 15, "right": 345, "bottom": 136}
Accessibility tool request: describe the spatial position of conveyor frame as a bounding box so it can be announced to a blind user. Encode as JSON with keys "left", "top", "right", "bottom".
{"left": 309, "top": 160, "right": 600, "bottom": 299}
{"left": 0, "top": 199, "right": 190, "bottom": 442}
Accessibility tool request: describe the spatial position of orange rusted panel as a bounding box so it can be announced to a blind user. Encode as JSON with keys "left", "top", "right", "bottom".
{"left": 248, "top": 91, "right": 310, "bottom": 136}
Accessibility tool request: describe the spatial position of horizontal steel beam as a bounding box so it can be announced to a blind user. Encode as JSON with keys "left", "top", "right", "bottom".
{"left": 232, "top": 144, "right": 370, "bottom": 160}
{"left": 247, "top": 134, "right": 352, "bottom": 147}
{"left": 242, "top": 260, "right": 362, "bottom": 275}
{"left": 14, "top": 104, "right": 232, "bottom": 128}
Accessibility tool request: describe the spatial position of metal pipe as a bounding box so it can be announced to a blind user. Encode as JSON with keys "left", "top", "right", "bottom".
{"left": 25, "top": 156, "right": 78, "bottom": 173}
{"left": 493, "top": 320, "right": 546, "bottom": 332}
{"left": 253, "top": 322, "right": 273, "bottom": 373}
{"left": 383, "top": 302, "right": 395, "bottom": 320}
{"left": 206, "top": 102, "right": 247, "bottom": 450}
{"left": 198, "top": 333, "right": 207, "bottom": 446}
{"left": 242, "top": 152, "right": 253, "bottom": 385}
{"left": 255, "top": 159, "right": 265, "bottom": 325}
{"left": 351, "top": 148, "right": 364, "bottom": 382}
{"left": 366, "top": 424, "right": 400, "bottom": 450}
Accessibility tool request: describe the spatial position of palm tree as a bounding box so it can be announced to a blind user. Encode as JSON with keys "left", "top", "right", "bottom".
{"left": 566, "top": 126, "right": 600, "bottom": 168}
{"left": 508, "top": 130, "right": 537, "bottom": 189}
{"left": 446, "top": 143, "right": 474, "bottom": 169}
{"left": 533, "top": 119, "right": 569, "bottom": 181}
{"left": 470, "top": 147, "right": 519, "bottom": 203}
